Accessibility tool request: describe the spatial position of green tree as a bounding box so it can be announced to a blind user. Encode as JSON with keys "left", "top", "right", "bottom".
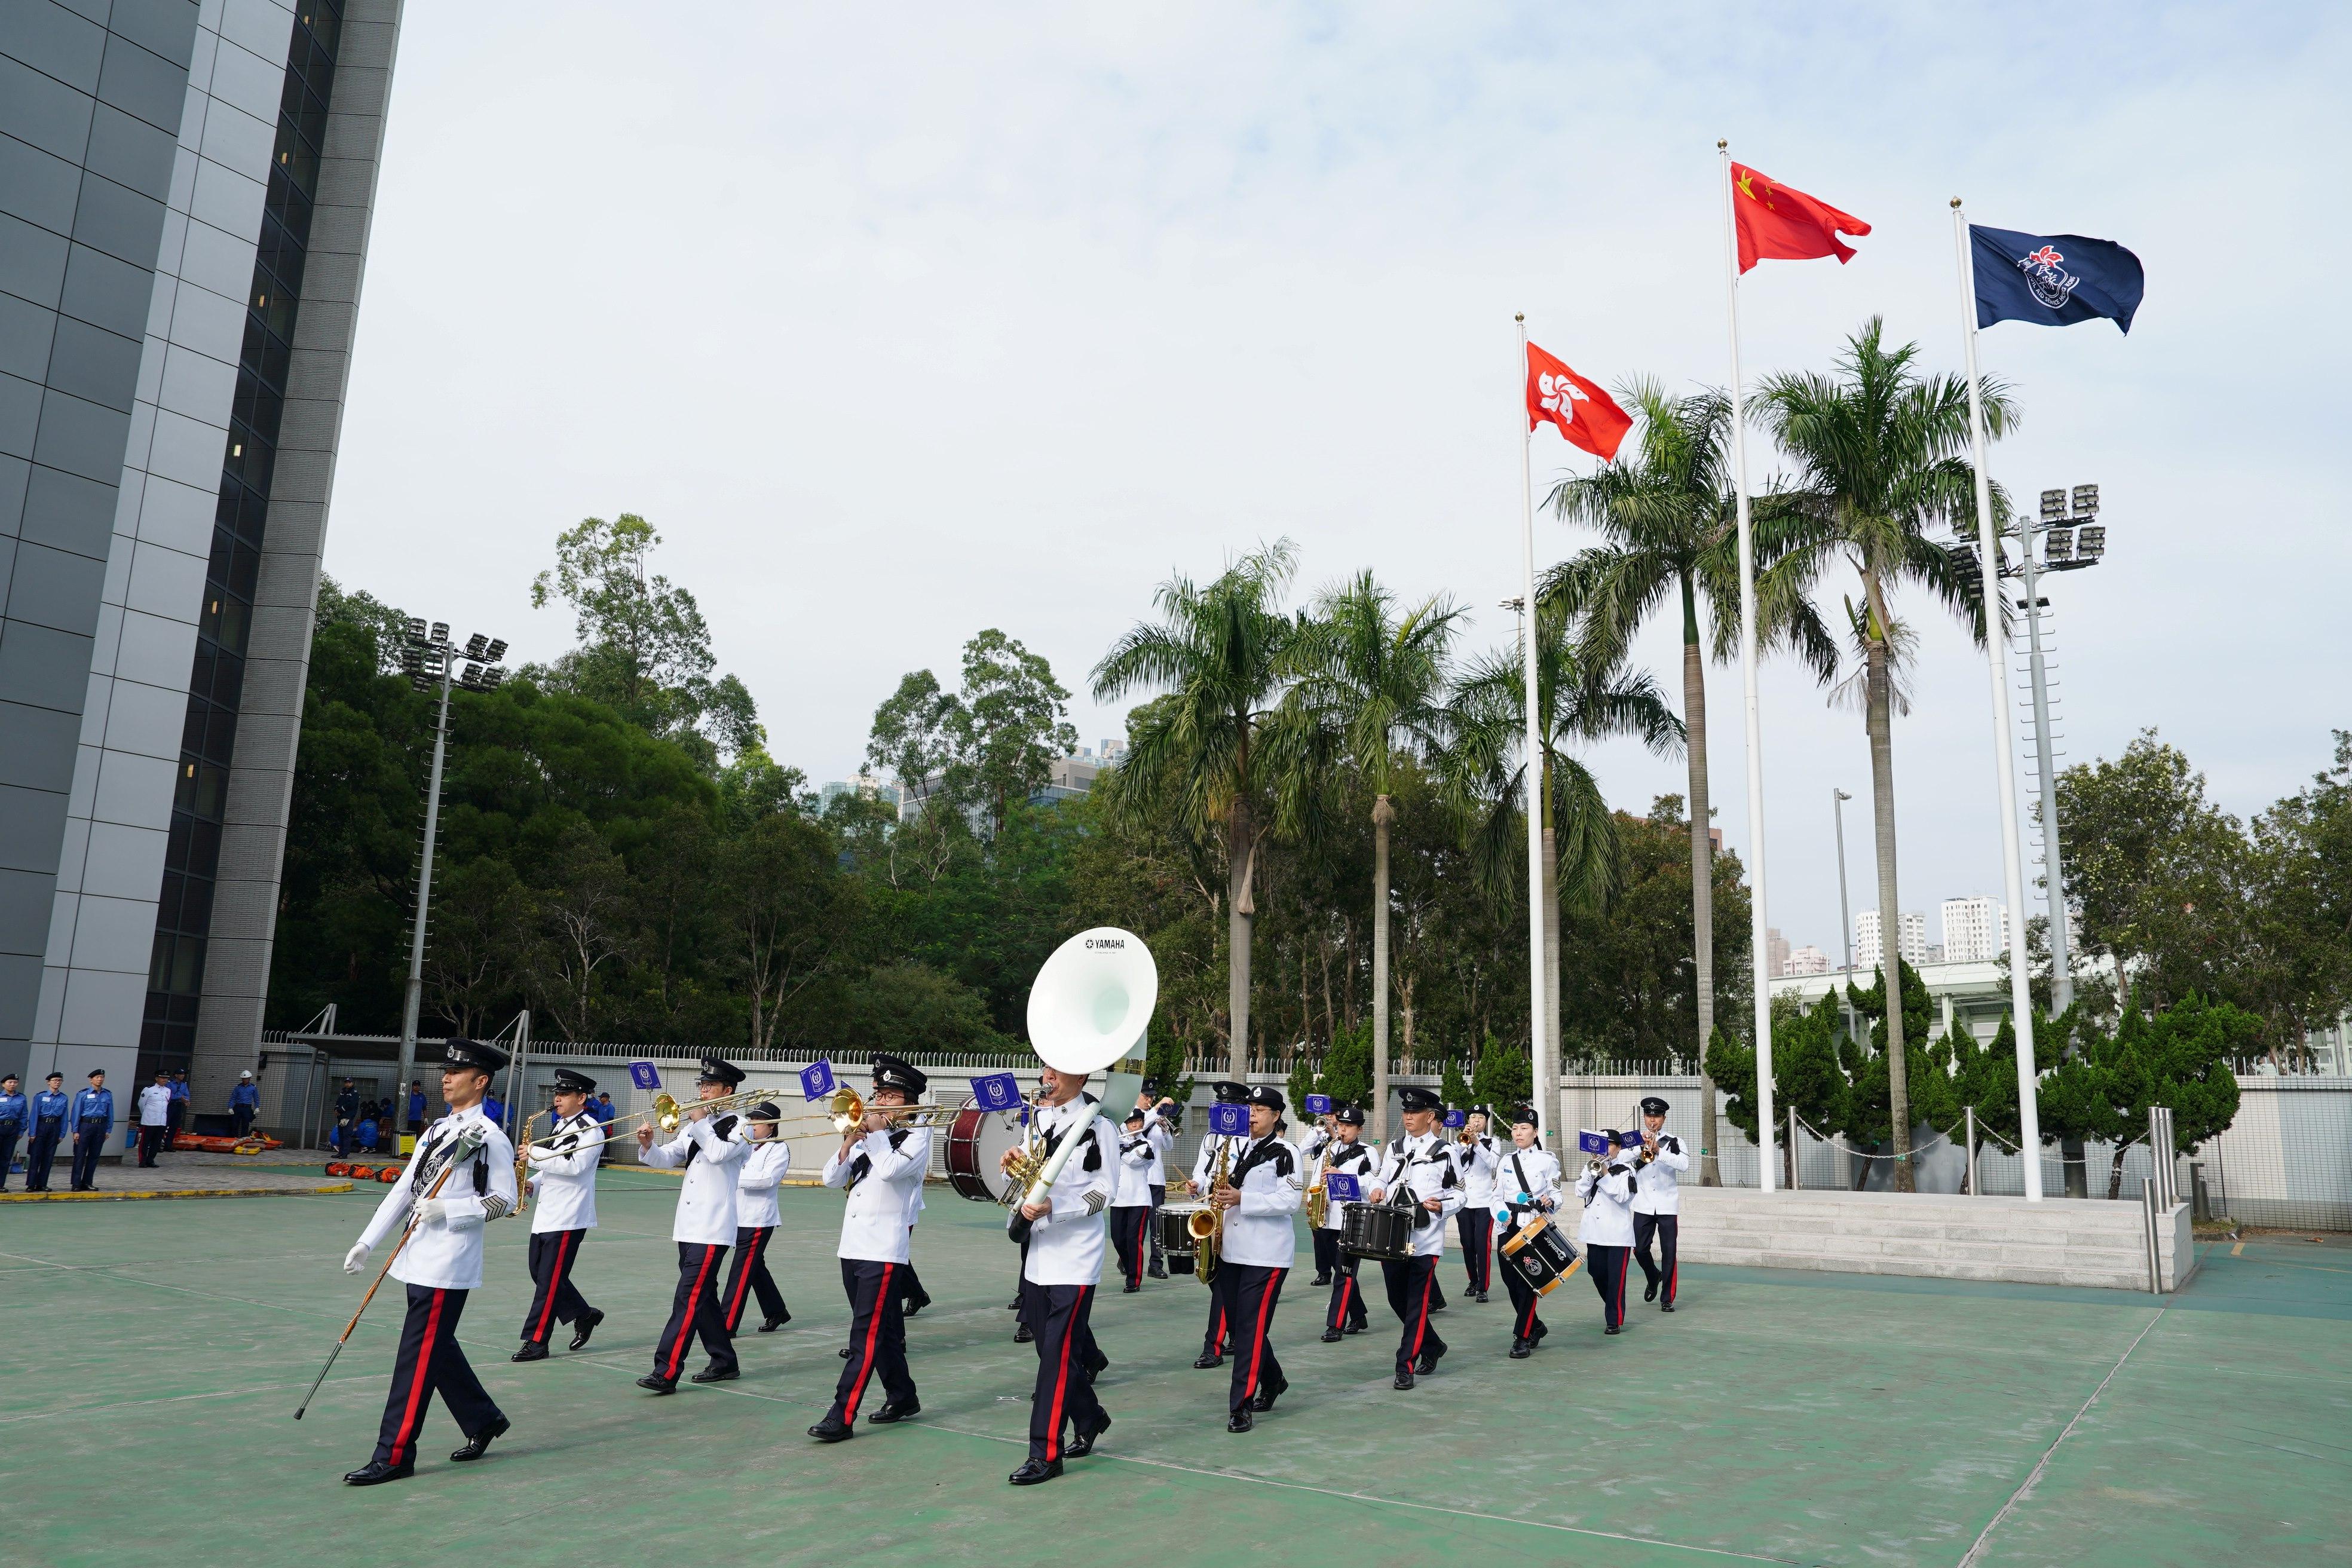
{"left": 725, "top": 811, "right": 856, "bottom": 1051}
{"left": 1546, "top": 382, "right": 1833, "bottom": 1183}
{"left": 1093, "top": 542, "right": 1315, "bottom": 1080}
{"left": 1758, "top": 318, "right": 2014, "bottom": 1190}
{"left": 1440, "top": 1049, "right": 1472, "bottom": 1113}
{"left": 1318, "top": 1019, "right": 1373, "bottom": 1114}
{"left": 961, "top": 629, "right": 1082, "bottom": 829}
{"left": 1469, "top": 1032, "right": 1533, "bottom": 1111}
{"left": 1288, "top": 570, "right": 1460, "bottom": 1137}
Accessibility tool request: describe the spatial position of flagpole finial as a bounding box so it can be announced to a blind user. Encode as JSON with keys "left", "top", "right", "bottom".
{"left": 1514, "top": 312, "right": 1524, "bottom": 323}
{"left": 1950, "top": 197, "right": 1963, "bottom": 209}
{"left": 1716, "top": 138, "right": 1727, "bottom": 151}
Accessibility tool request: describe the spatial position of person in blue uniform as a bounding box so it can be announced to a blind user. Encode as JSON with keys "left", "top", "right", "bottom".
{"left": 406, "top": 1081, "right": 427, "bottom": 1139}
{"left": 0, "top": 1073, "right": 24, "bottom": 1189}
{"left": 69, "top": 1069, "right": 114, "bottom": 1190}
{"left": 25, "top": 1073, "right": 67, "bottom": 1191}
{"left": 166, "top": 1070, "right": 190, "bottom": 1149}
{"left": 229, "top": 1070, "right": 260, "bottom": 1137}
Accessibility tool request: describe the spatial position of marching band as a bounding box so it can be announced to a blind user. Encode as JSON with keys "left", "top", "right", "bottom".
{"left": 334, "top": 1036, "right": 1699, "bottom": 1487}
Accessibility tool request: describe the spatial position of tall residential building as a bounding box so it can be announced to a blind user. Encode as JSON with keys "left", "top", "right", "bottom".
{"left": 1, "top": 1, "right": 402, "bottom": 1108}
{"left": 1784, "top": 944, "right": 1829, "bottom": 976}
{"left": 1854, "top": 909, "right": 1927, "bottom": 969}
{"left": 1940, "top": 896, "right": 2010, "bottom": 964}
{"left": 1765, "top": 926, "right": 1789, "bottom": 978}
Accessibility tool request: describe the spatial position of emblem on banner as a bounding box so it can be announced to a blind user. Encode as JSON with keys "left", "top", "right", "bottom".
{"left": 2017, "top": 243, "right": 2080, "bottom": 310}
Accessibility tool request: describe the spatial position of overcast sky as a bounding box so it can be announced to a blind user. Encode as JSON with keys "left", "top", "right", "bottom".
{"left": 326, "top": 2, "right": 2350, "bottom": 961}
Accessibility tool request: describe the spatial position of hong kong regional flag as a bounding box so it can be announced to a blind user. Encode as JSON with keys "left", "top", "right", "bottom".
{"left": 1732, "top": 163, "right": 1872, "bottom": 272}
{"left": 1526, "top": 344, "right": 1631, "bottom": 461}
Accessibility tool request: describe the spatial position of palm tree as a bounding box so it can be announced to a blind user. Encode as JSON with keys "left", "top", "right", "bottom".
{"left": 1757, "top": 317, "right": 2014, "bottom": 1192}
{"left": 1544, "top": 381, "right": 1835, "bottom": 1185}
{"left": 1092, "top": 542, "right": 1315, "bottom": 1082}
{"left": 1288, "top": 571, "right": 1462, "bottom": 1138}
{"left": 1447, "top": 596, "right": 1682, "bottom": 1109}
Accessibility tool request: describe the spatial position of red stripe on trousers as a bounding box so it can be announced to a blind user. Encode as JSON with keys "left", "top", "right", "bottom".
{"left": 390, "top": 1288, "right": 445, "bottom": 1465}
{"left": 1242, "top": 1267, "right": 1284, "bottom": 1400}
{"left": 1045, "top": 1285, "right": 1088, "bottom": 1460}
{"left": 1667, "top": 1257, "right": 1676, "bottom": 1304}
{"left": 1408, "top": 1269, "right": 1433, "bottom": 1360}
{"left": 725, "top": 1227, "right": 769, "bottom": 1329}
{"left": 666, "top": 1246, "right": 721, "bottom": 1380}
{"left": 532, "top": 1230, "right": 575, "bottom": 1342}
{"left": 841, "top": 1261, "right": 894, "bottom": 1420}
{"left": 1519, "top": 1287, "right": 1537, "bottom": 1339}
{"left": 1615, "top": 1250, "right": 1630, "bottom": 1328}
{"left": 1334, "top": 1275, "right": 1353, "bottom": 1325}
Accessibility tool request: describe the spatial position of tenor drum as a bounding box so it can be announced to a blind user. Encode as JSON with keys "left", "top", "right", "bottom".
{"left": 1339, "top": 1200, "right": 1415, "bottom": 1261}
{"left": 1157, "top": 1203, "right": 1205, "bottom": 1263}
{"left": 1499, "top": 1213, "right": 1580, "bottom": 1296}
{"left": 944, "top": 1098, "right": 1026, "bottom": 1203}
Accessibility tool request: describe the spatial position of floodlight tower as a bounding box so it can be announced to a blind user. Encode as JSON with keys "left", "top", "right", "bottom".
{"left": 391, "top": 620, "right": 509, "bottom": 1148}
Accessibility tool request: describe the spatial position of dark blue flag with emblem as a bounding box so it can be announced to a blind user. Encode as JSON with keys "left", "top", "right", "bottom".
{"left": 1970, "top": 225, "right": 2144, "bottom": 333}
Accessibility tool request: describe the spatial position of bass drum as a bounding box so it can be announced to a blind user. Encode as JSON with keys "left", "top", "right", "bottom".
{"left": 945, "top": 1098, "right": 1028, "bottom": 1203}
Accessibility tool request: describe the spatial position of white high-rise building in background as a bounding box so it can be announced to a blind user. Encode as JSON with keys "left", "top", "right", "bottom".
{"left": 1785, "top": 945, "right": 1830, "bottom": 976}
{"left": 1940, "top": 896, "right": 2011, "bottom": 964}
{"left": 1855, "top": 909, "right": 1927, "bottom": 969}
{"left": 1766, "top": 927, "right": 1791, "bottom": 977}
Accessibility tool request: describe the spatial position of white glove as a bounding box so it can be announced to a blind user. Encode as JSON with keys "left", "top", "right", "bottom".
{"left": 414, "top": 1197, "right": 449, "bottom": 1227}
{"left": 342, "top": 1243, "right": 371, "bottom": 1275}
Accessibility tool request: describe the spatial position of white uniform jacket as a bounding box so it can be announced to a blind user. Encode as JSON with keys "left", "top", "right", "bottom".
{"left": 137, "top": 1085, "right": 171, "bottom": 1126}
{"left": 1630, "top": 1131, "right": 1689, "bottom": 1216}
{"left": 1143, "top": 1113, "right": 1174, "bottom": 1187}
{"left": 1314, "top": 1137, "right": 1378, "bottom": 1233}
{"left": 1297, "top": 1125, "right": 1331, "bottom": 1163}
{"left": 641, "top": 1113, "right": 748, "bottom": 1246}
{"left": 1190, "top": 1131, "right": 1248, "bottom": 1196}
{"left": 822, "top": 1125, "right": 930, "bottom": 1263}
{"left": 1492, "top": 1145, "right": 1563, "bottom": 1226}
{"left": 357, "top": 1107, "right": 518, "bottom": 1291}
{"left": 1112, "top": 1127, "right": 1156, "bottom": 1208}
{"left": 1457, "top": 1132, "right": 1503, "bottom": 1207}
{"left": 1019, "top": 1097, "right": 1119, "bottom": 1287}
{"left": 1575, "top": 1159, "right": 1637, "bottom": 1247}
{"left": 1215, "top": 1131, "right": 1303, "bottom": 1269}
{"left": 735, "top": 1138, "right": 793, "bottom": 1229}
{"left": 1370, "top": 1131, "right": 1463, "bottom": 1258}
{"left": 526, "top": 1110, "right": 605, "bottom": 1233}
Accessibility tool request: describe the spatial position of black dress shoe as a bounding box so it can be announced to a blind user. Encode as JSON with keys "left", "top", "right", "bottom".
{"left": 1415, "top": 1343, "right": 1446, "bottom": 1376}
{"left": 511, "top": 1342, "right": 548, "bottom": 1363}
{"left": 1227, "top": 1408, "right": 1255, "bottom": 1432}
{"left": 808, "top": 1419, "right": 855, "bottom": 1443}
{"left": 1475, "top": 1290, "right": 1490, "bottom": 1304}
{"left": 1193, "top": 1352, "right": 1223, "bottom": 1370}
{"left": 690, "top": 1363, "right": 739, "bottom": 1383}
{"left": 342, "top": 1459, "right": 414, "bottom": 1486}
{"left": 1064, "top": 1412, "right": 1111, "bottom": 1456}
{"left": 1082, "top": 1350, "right": 1108, "bottom": 1377}
{"left": 1319, "top": 1328, "right": 1343, "bottom": 1343}
{"left": 1013, "top": 1323, "right": 1033, "bottom": 1343}
{"left": 869, "top": 1398, "right": 921, "bottom": 1423}
{"left": 1343, "top": 1322, "right": 1365, "bottom": 1335}
{"left": 1604, "top": 1324, "right": 1621, "bottom": 1335}
{"left": 1310, "top": 1273, "right": 1331, "bottom": 1287}
{"left": 449, "top": 1414, "right": 509, "bottom": 1462}
{"left": 1006, "top": 1297, "right": 1023, "bottom": 1311}
{"left": 569, "top": 1309, "right": 604, "bottom": 1350}
{"left": 759, "top": 1312, "right": 789, "bottom": 1333}
{"left": 1660, "top": 1302, "right": 1677, "bottom": 1313}
{"left": 1530, "top": 1321, "right": 1549, "bottom": 1342}
{"left": 637, "top": 1374, "right": 676, "bottom": 1394}
{"left": 838, "top": 1346, "right": 853, "bottom": 1358}
{"left": 1644, "top": 1279, "right": 1659, "bottom": 1303}
{"left": 1009, "top": 1458, "right": 1062, "bottom": 1486}
{"left": 1392, "top": 1369, "right": 1416, "bottom": 1390}
{"left": 1122, "top": 1282, "right": 1140, "bottom": 1293}
{"left": 1147, "top": 1264, "right": 1168, "bottom": 1279}
{"left": 1250, "top": 1373, "right": 1287, "bottom": 1412}
{"left": 1509, "top": 1339, "right": 1532, "bottom": 1359}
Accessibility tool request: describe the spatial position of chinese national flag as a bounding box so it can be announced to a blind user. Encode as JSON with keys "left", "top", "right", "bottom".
{"left": 1526, "top": 343, "right": 1631, "bottom": 461}
{"left": 1732, "top": 162, "right": 1871, "bottom": 273}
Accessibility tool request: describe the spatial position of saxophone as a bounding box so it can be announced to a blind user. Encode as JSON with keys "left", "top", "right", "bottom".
{"left": 1189, "top": 1137, "right": 1232, "bottom": 1285}
{"left": 1304, "top": 1147, "right": 1330, "bottom": 1229}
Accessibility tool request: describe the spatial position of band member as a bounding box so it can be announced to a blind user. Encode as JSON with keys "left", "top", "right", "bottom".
{"left": 1493, "top": 1105, "right": 1563, "bottom": 1358}
{"left": 1630, "top": 1095, "right": 1688, "bottom": 1312}
{"left": 635, "top": 1056, "right": 748, "bottom": 1392}
{"left": 25, "top": 1072, "right": 67, "bottom": 1192}
{"left": 1318, "top": 1105, "right": 1376, "bottom": 1340}
{"left": 1576, "top": 1130, "right": 1638, "bottom": 1335}
{"left": 1141, "top": 1085, "right": 1177, "bottom": 1278}
{"left": 722, "top": 1102, "right": 793, "bottom": 1334}
{"left": 1456, "top": 1108, "right": 1502, "bottom": 1301}
{"left": 339, "top": 1037, "right": 517, "bottom": 1485}
{"left": 1367, "top": 1086, "right": 1462, "bottom": 1389}
{"left": 1004, "top": 1063, "right": 1118, "bottom": 1486}
{"left": 1185, "top": 1080, "right": 1251, "bottom": 1366}
{"left": 514, "top": 1067, "right": 607, "bottom": 1360}
{"left": 1212, "top": 1086, "right": 1303, "bottom": 1432}
{"left": 0, "top": 1073, "right": 23, "bottom": 1192}
{"left": 811, "top": 1054, "right": 933, "bottom": 1440}
{"left": 1109, "top": 1105, "right": 1156, "bottom": 1292}
{"left": 1298, "top": 1110, "right": 1334, "bottom": 1163}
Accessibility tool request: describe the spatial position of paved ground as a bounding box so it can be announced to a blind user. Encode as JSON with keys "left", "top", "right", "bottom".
{"left": 3, "top": 1178, "right": 2344, "bottom": 1567}
{"left": 1, "top": 1148, "right": 354, "bottom": 1199}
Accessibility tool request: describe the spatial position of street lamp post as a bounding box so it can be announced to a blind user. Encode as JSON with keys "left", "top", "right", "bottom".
{"left": 391, "top": 619, "right": 507, "bottom": 1152}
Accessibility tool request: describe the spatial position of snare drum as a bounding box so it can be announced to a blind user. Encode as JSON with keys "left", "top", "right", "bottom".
{"left": 1499, "top": 1212, "right": 1580, "bottom": 1296}
{"left": 944, "top": 1098, "right": 1025, "bottom": 1203}
{"left": 1339, "top": 1200, "right": 1415, "bottom": 1261}
{"left": 1157, "top": 1203, "right": 1206, "bottom": 1263}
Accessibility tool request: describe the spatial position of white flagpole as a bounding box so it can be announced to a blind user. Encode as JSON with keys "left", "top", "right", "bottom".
{"left": 1950, "top": 199, "right": 2045, "bottom": 1201}
{"left": 1516, "top": 313, "right": 1554, "bottom": 1153}
{"left": 1717, "top": 141, "right": 1775, "bottom": 1192}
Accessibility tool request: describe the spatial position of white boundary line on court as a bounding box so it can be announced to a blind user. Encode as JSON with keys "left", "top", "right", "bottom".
{"left": 1956, "top": 1301, "right": 2171, "bottom": 1567}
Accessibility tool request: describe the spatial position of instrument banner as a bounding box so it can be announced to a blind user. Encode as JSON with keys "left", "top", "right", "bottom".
{"left": 1323, "top": 1171, "right": 1361, "bottom": 1203}
{"left": 1443, "top": 1108, "right": 1468, "bottom": 1129}
{"left": 969, "top": 1072, "right": 1021, "bottom": 1112}
{"left": 1304, "top": 1093, "right": 1332, "bottom": 1116}
{"left": 1576, "top": 1129, "right": 1613, "bottom": 1156}
{"left": 800, "top": 1061, "right": 837, "bottom": 1101}
{"left": 627, "top": 1061, "right": 662, "bottom": 1091}
{"left": 1206, "top": 1102, "right": 1248, "bottom": 1137}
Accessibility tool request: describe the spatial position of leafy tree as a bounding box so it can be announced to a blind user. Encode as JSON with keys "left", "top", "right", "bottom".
{"left": 725, "top": 811, "right": 855, "bottom": 1051}
{"left": 1440, "top": 1049, "right": 1472, "bottom": 1113}
{"left": 525, "top": 823, "right": 635, "bottom": 1042}
{"left": 961, "top": 629, "right": 1082, "bottom": 828}
{"left": 1757, "top": 318, "right": 2014, "bottom": 1189}
{"left": 1469, "top": 1032, "right": 1532, "bottom": 1111}
{"left": 1318, "top": 1019, "right": 1374, "bottom": 1114}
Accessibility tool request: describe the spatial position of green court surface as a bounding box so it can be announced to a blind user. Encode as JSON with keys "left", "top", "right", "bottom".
{"left": 4, "top": 1179, "right": 2345, "bottom": 1567}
